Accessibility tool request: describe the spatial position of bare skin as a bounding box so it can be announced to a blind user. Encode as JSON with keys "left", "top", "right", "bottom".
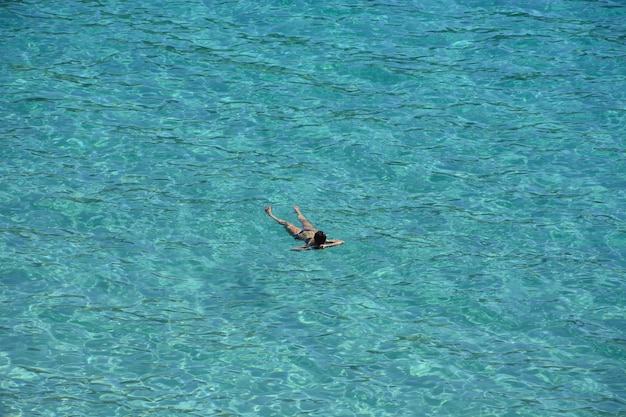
{"left": 265, "top": 205, "right": 345, "bottom": 251}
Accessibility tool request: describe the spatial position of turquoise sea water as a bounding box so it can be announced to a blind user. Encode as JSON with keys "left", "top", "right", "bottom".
{"left": 1, "top": 0, "right": 625, "bottom": 415}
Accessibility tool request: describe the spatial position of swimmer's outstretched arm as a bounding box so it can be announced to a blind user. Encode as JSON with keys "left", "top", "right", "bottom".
{"left": 321, "top": 240, "right": 345, "bottom": 249}
{"left": 290, "top": 239, "right": 345, "bottom": 251}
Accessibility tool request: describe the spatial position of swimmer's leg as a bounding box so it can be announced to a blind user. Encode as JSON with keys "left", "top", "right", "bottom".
{"left": 265, "top": 206, "right": 301, "bottom": 236}
{"left": 294, "top": 206, "right": 316, "bottom": 231}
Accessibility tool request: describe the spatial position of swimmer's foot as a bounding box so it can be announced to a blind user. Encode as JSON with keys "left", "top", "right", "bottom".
{"left": 265, "top": 205, "right": 272, "bottom": 215}
{"left": 293, "top": 205, "right": 301, "bottom": 215}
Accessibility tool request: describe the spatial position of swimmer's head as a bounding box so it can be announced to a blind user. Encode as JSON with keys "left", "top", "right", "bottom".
{"left": 314, "top": 231, "right": 327, "bottom": 245}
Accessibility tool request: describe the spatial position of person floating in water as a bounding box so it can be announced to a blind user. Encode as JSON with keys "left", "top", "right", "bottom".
{"left": 265, "top": 205, "right": 345, "bottom": 251}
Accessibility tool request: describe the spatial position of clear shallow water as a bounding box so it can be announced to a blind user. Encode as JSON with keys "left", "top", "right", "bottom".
{"left": 1, "top": 0, "right": 625, "bottom": 415}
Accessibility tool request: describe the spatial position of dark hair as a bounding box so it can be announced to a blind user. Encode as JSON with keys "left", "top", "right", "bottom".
{"left": 314, "top": 231, "right": 327, "bottom": 245}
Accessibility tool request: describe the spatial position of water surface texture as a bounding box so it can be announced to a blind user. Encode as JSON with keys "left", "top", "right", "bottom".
{"left": 1, "top": 0, "right": 625, "bottom": 416}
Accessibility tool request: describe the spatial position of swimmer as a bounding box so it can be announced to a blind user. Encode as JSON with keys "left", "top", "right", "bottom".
{"left": 265, "top": 205, "right": 345, "bottom": 251}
